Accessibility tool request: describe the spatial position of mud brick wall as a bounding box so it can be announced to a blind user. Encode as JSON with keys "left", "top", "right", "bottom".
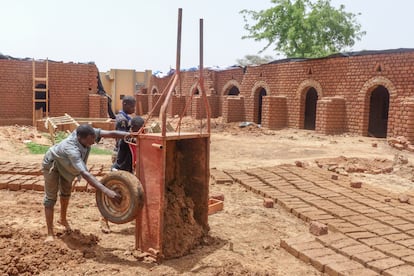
{"left": 0, "top": 59, "right": 99, "bottom": 125}
{"left": 316, "top": 97, "right": 346, "bottom": 135}
{"left": 149, "top": 94, "right": 164, "bottom": 116}
{"left": 136, "top": 94, "right": 149, "bottom": 115}
{"left": 88, "top": 94, "right": 101, "bottom": 118}
{"left": 168, "top": 95, "right": 186, "bottom": 117}
{"left": 222, "top": 96, "right": 245, "bottom": 123}
{"left": 191, "top": 96, "right": 206, "bottom": 119}
{"left": 402, "top": 99, "right": 414, "bottom": 143}
{"left": 262, "top": 96, "right": 287, "bottom": 130}
{"left": 99, "top": 96, "right": 108, "bottom": 118}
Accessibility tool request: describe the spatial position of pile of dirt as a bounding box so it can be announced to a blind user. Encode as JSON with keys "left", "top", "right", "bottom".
{"left": 314, "top": 156, "right": 394, "bottom": 175}
{"left": 0, "top": 225, "right": 89, "bottom": 275}
{"left": 163, "top": 181, "right": 207, "bottom": 258}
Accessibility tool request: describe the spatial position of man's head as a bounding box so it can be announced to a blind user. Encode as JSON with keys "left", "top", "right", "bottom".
{"left": 122, "top": 95, "right": 136, "bottom": 115}
{"left": 76, "top": 124, "right": 96, "bottom": 147}
{"left": 130, "top": 116, "right": 144, "bottom": 132}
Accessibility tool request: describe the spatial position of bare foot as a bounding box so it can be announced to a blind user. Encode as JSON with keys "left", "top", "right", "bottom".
{"left": 44, "top": 235, "right": 54, "bottom": 243}
{"left": 100, "top": 218, "right": 111, "bottom": 234}
{"left": 57, "top": 219, "right": 72, "bottom": 232}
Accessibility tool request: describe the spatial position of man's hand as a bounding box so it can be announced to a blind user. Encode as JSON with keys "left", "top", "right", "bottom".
{"left": 105, "top": 188, "right": 122, "bottom": 204}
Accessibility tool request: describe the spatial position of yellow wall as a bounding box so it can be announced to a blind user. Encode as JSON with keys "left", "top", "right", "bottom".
{"left": 100, "top": 69, "right": 152, "bottom": 113}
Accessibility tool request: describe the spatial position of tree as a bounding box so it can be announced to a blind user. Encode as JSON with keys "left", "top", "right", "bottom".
{"left": 236, "top": 54, "right": 275, "bottom": 66}
{"left": 240, "top": 0, "right": 366, "bottom": 58}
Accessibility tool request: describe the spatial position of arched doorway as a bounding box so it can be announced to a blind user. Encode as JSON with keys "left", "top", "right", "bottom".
{"left": 304, "top": 87, "right": 318, "bottom": 130}
{"left": 152, "top": 88, "right": 158, "bottom": 94}
{"left": 255, "top": 88, "right": 267, "bottom": 124}
{"left": 228, "top": 86, "right": 240, "bottom": 96}
{"left": 368, "top": 85, "right": 389, "bottom": 138}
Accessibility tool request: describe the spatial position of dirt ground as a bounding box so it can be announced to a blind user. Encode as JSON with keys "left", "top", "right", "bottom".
{"left": 1, "top": 118, "right": 414, "bottom": 275}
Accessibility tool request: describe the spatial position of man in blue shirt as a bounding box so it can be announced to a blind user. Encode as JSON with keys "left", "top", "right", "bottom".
{"left": 42, "top": 124, "right": 129, "bottom": 242}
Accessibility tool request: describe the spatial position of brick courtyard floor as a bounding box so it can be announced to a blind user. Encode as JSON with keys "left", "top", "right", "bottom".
{"left": 216, "top": 164, "right": 414, "bottom": 275}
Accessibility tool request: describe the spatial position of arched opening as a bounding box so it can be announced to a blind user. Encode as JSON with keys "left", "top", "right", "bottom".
{"left": 194, "top": 88, "right": 200, "bottom": 95}
{"left": 228, "top": 86, "right": 240, "bottom": 96}
{"left": 304, "top": 87, "right": 318, "bottom": 130}
{"left": 368, "top": 85, "right": 389, "bottom": 138}
{"left": 152, "top": 88, "right": 158, "bottom": 94}
{"left": 255, "top": 88, "right": 267, "bottom": 124}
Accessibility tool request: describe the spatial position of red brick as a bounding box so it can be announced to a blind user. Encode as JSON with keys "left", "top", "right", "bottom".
{"left": 310, "top": 221, "right": 328, "bottom": 236}
{"left": 263, "top": 198, "right": 274, "bottom": 208}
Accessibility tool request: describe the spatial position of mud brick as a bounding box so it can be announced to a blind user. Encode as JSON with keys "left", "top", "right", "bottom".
{"left": 345, "top": 215, "right": 376, "bottom": 226}
{"left": 369, "top": 227, "right": 400, "bottom": 236}
{"left": 316, "top": 232, "right": 348, "bottom": 246}
{"left": 280, "top": 235, "right": 315, "bottom": 255}
{"left": 330, "top": 238, "right": 362, "bottom": 251}
{"left": 311, "top": 254, "right": 349, "bottom": 272}
{"left": 366, "top": 257, "right": 405, "bottom": 274}
{"left": 346, "top": 231, "right": 377, "bottom": 240}
{"left": 210, "top": 193, "right": 224, "bottom": 201}
{"left": 383, "top": 233, "right": 410, "bottom": 242}
{"left": 351, "top": 250, "right": 388, "bottom": 265}
{"left": 300, "top": 210, "right": 328, "bottom": 222}
{"left": 383, "top": 264, "right": 414, "bottom": 276}
{"left": 396, "top": 238, "right": 414, "bottom": 247}
{"left": 339, "top": 244, "right": 373, "bottom": 258}
{"left": 325, "top": 259, "right": 365, "bottom": 276}
{"left": 386, "top": 248, "right": 414, "bottom": 258}
{"left": 310, "top": 221, "right": 328, "bottom": 236}
{"left": 340, "top": 227, "right": 368, "bottom": 234}
{"left": 339, "top": 267, "right": 379, "bottom": 276}
{"left": 350, "top": 181, "right": 362, "bottom": 188}
{"left": 299, "top": 247, "right": 336, "bottom": 263}
{"left": 360, "top": 237, "right": 390, "bottom": 246}
{"left": 263, "top": 198, "right": 274, "bottom": 208}
{"left": 20, "top": 181, "right": 34, "bottom": 190}
{"left": 32, "top": 181, "right": 44, "bottom": 191}
{"left": 394, "top": 223, "right": 414, "bottom": 232}
{"left": 374, "top": 243, "right": 406, "bottom": 252}
{"left": 8, "top": 180, "right": 22, "bottom": 191}
{"left": 331, "top": 174, "right": 339, "bottom": 180}
{"left": 290, "top": 241, "right": 326, "bottom": 256}
{"left": 402, "top": 255, "right": 414, "bottom": 265}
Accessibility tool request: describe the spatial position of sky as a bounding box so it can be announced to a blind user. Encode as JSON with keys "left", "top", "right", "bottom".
{"left": 1, "top": 0, "right": 413, "bottom": 73}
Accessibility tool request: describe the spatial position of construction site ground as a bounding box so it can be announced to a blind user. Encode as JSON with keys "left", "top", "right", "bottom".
{"left": 2, "top": 118, "right": 414, "bottom": 275}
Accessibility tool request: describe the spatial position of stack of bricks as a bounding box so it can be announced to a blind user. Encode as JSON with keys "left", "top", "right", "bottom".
{"left": 136, "top": 94, "right": 149, "bottom": 115}
{"left": 0, "top": 162, "right": 111, "bottom": 193}
{"left": 88, "top": 94, "right": 102, "bottom": 118}
{"left": 223, "top": 164, "right": 414, "bottom": 275}
{"left": 316, "top": 96, "right": 346, "bottom": 135}
{"left": 222, "top": 96, "right": 245, "bottom": 123}
{"left": 261, "top": 96, "right": 287, "bottom": 129}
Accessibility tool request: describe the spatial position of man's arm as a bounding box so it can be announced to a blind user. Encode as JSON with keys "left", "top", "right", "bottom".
{"left": 100, "top": 129, "right": 130, "bottom": 140}
{"left": 80, "top": 170, "right": 121, "bottom": 202}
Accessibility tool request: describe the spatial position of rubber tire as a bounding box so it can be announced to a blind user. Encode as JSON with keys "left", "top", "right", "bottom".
{"left": 96, "top": 171, "right": 144, "bottom": 224}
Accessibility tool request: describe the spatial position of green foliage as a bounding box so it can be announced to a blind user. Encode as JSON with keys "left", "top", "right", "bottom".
{"left": 240, "top": 0, "right": 366, "bottom": 58}
{"left": 237, "top": 54, "right": 275, "bottom": 66}
{"left": 90, "top": 146, "right": 112, "bottom": 155}
{"left": 54, "top": 131, "right": 69, "bottom": 143}
{"left": 26, "top": 142, "right": 49, "bottom": 154}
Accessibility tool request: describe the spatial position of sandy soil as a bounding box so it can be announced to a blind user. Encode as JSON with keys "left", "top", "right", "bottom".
{"left": 1, "top": 119, "right": 414, "bottom": 275}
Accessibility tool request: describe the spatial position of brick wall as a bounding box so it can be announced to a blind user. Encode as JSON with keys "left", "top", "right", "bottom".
{"left": 0, "top": 59, "right": 99, "bottom": 125}
{"left": 136, "top": 94, "right": 149, "bottom": 115}
{"left": 262, "top": 96, "right": 287, "bottom": 130}
{"left": 222, "top": 96, "right": 245, "bottom": 123}
{"left": 315, "top": 97, "right": 346, "bottom": 135}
